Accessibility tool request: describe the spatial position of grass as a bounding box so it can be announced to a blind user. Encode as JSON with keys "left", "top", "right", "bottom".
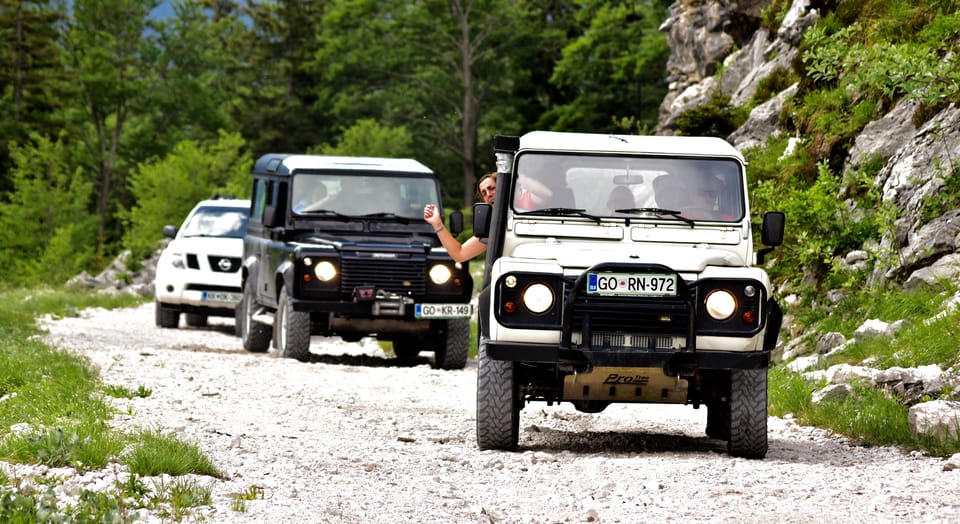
{"left": 770, "top": 280, "right": 960, "bottom": 456}
{"left": 0, "top": 286, "right": 224, "bottom": 522}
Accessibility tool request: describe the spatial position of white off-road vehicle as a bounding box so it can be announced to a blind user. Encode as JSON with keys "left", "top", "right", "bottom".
{"left": 472, "top": 131, "right": 784, "bottom": 458}
{"left": 155, "top": 197, "right": 250, "bottom": 333}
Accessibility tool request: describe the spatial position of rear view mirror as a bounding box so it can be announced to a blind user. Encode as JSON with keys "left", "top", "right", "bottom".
{"left": 761, "top": 211, "right": 785, "bottom": 246}
{"left": 612, "top": 174, "right": 645, "bottom": 185}
{"left": 472, "top": 203, "right": 492, "bottom": 239}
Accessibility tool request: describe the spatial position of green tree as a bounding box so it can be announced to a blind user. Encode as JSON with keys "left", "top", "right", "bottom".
{"left": 0, "top": 133, "right": 96, "bottom": 286}
{"left": 227, "top": 0, "right": 329, "bottom": 157}
{"left": 314, "top": 0, "right": 525, "bottom": 206}
{"left": 0, "top": 0, "right": 71, "bottom": 190}
{"left": 539, "top": 0, "right": 670, "bottom": 133}
{"left": 311, "top": 119, "right": 413, "bottom": 158}
{"left": 60, "top": 0, "right": 161, "bottom": 265}
{"left": 122, "top": 131, "right": 251, "bottom": 262}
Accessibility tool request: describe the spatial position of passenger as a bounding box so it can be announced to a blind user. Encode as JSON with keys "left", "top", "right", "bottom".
{"left": 607, "top": 186, "right": 635, "bottom": 212}
{"left": 423, "top": 172, "right": 497, "bottom": 263}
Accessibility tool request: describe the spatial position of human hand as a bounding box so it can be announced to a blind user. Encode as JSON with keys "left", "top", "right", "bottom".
{"left": 423, "top": 204, "right": 442, "bottom": 227}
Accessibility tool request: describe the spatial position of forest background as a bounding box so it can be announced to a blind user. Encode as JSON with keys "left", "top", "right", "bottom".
{"left": 0, "top": 0, "right": 671, "bottom": 286}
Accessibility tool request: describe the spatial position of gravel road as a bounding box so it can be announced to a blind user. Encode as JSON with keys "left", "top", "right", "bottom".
{"left": 35, "top": 302, "right": 960, "bottom": 523}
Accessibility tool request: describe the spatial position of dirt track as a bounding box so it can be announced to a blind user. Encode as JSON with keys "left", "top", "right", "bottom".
{"left": 37, "top": 302, "right": 960, "bottom": 523}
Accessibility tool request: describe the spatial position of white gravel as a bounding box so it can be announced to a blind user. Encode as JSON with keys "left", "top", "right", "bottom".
{"left": 23, "top": 302, "right": 960, "bottom": 523}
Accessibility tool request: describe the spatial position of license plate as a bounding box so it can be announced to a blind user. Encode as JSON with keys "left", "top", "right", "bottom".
{"left": 415, "top": 303, "right": 474, "bottom": 319}
{"left": 202, "top": 291, "right": 241, "bottom": 304}
{"left": 586, "top": 273, "right": 676, "bottom": 296}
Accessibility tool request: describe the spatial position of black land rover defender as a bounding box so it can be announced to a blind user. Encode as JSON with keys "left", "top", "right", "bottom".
{"left": 239, "top": 154, "right": 473, "bottom": 369}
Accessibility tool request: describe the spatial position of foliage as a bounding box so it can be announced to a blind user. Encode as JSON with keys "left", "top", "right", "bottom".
{"left": 310, "top": 119, "right": 413, "bottom": 158}
{"left": 539, "top": 0, "right": 671, "bottom": 134}
{"left": 121, "top": 130, "right": 251, "bottom": 263}
{"left": 0, "top": 134, "right": 97, "bottom": 286}
{"left": 673, "top": 91, "right": 747, "bottom": 138}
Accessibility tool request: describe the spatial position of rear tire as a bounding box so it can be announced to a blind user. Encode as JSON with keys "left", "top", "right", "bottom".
{"left": 727, "top": 368, "right": 768, "bottom": 459}
{"left": 275, "top": 289, "right": 311, "bottom": 361}
{"left": 476, "top": 338, "right": 519, "bottom": 450}
{"left": 241, "top": 278, "right": 271, "bottom": 352}
{"left": 184, "top": 313, "right": 208, "bottom": 327}
{"left": 432, "top": 318, "right": 470, "bottom": 370}
{"left": 155, "top": 301, "right": 180, "bottom": 328}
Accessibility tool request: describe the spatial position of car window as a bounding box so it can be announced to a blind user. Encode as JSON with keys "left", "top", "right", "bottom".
{"left": 181, "top": 206, "right": 248, "bottom": 238}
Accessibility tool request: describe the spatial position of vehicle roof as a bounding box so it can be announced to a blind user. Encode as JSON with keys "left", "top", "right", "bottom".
{"left": 518, "top": 131, "right": 745, "bottom": 161}
{"left": 193, "top": 197, "right": 250, "bottom": 209}
{"left": 254, "top": 153, "right": 434, "bottom": 175}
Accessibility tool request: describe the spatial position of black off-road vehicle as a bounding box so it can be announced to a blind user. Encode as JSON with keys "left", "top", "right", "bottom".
{"left": 239, "top": 154, "right": 473, "bottom": 369}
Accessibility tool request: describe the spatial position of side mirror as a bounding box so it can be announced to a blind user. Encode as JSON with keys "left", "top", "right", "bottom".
{"left": 473, "top": 202, "right": 492, "bottom": 239}
{"left": 162, "top": 225, "right": 177, "bottom": 238}
{"left": 757, "top": 211, "right": 785, "bottom": 265}
{"left": 449, "top": 210, "right": 464, "bottom": 235}
{"left": 761, "top": 211, "right": 785, "bottom": 246}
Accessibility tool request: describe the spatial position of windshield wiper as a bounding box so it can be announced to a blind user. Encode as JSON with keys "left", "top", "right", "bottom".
{"left": 614, "top": 207, "right": 695, "bottom": 227}
{"left": 298, "top": 209, "right": 354, "bottom": 219}
{"left": 516, "top": 208, "right": 601, "bottom": 223}
{"left": 361, "top": 212, "right": 410, "bottom": 224}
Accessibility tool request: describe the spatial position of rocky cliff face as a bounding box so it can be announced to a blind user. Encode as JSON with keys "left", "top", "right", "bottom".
{"left": 656, "top": 0, "right": 960, "bottom": 436}
{"left": 658, "top": 0, "right": 960, "bottom": 291}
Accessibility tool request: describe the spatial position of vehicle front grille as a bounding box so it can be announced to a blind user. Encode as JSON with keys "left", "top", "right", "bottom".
{"left": 206, "top": 256, "right": 241, "bottom": 273}
{"left": 340, "top": 252, "right": 426, "bottom": 295}
{"left": 567, "top": 292, "right": 691, "bottom": 351}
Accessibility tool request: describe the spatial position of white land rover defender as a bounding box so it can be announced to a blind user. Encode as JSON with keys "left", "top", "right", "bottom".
{"left": 472, "top": 131, "right": 784, "bottom": 458}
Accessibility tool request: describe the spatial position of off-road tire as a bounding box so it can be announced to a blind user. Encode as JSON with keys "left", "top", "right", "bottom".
{"left": 476, "top": 337, "right": 519, "bottom": 450}
{"left": 727, "top": 368, "right": 768, "bottom": 459}
{"left": 233, "top": 306, "right": 243, "bottom": 337}
{"left": 184, "top": 313, "right": 208, "bottom": 327}
{"left": 241, "top": 278, "right": 271, "bottom": 352}
{"left": 275, "top": 289, "right": 311, "bottom": 361}
{"left": 432, "top": 318, "right": 470, "bottom": 370}
{"left": 392, "top": 337, "right": 422, "bottom": 362}
{"left": 155, "top": 301, "right": 180, "bottom": 329}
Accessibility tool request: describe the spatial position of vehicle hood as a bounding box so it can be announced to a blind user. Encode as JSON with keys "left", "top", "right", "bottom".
{"left": 510, "top": 240, "right": 748, "bottom": 273}
{"left": 165, "top": 236, "right": 243, "bottom": 256}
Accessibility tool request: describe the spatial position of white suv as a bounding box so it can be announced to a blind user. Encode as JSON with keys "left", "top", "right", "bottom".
{"left": 154, "top": 197, "right": 250, "bottom": 333}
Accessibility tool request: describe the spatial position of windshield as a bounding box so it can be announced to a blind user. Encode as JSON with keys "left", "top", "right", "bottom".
{"left": 512, "top": 153, "right": 745, "bottom": 222}
{"left": 291, "top": 173, "right": 440, "bottom": 219}
{"left": 181, "top": 206, "right": 248, "bottom": 238}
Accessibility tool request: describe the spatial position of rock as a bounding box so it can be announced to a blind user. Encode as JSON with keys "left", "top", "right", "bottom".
{"left": 812, "top": 384, "right": 852, "bottom": 404}
{"left": 854, "top": 319, "right": 891, "bottom": 339}
{"left": 816, "top": 332, "right": 846, "bottom": 354}
{"left": 908, "top": 400, "right": 960, "bottom": 440}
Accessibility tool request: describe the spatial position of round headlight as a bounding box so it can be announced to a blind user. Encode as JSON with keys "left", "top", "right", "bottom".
{"left": 429, "top": 264, "right": 453, "bottom": 285}
{"left": 705, "top": 290, "right": 737, "bottom": 321}
{"left": 314, "top": 261, "right": 337, "bottom": 282}
{"left": 522, "top": 283, "right": 554, "bottom": 314}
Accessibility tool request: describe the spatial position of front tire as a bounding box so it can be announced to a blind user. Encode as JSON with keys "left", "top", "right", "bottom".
{"left": 241, "top": 278, "right": 271, "bottom": 352}
{"left": 432, "top": 318, "right": 470, "bottom": 370}
{"left": 184, "top": 313, "right": 208, "bottom": 327}
{"left": 727, "top": 368, "right": 768, "bottom": 459}
{"left": 476, "top": 338, "right": 519, "bottom": 450}
{"left": 275, "top": 288, "right": 311, "bottom": 361}
{"left": 155, "top": 301, "right": 180, "bottom": 329}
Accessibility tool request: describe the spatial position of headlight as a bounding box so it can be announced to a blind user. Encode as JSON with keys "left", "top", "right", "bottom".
{"left": 314, "top": 261, "right": 337, "bottom": 282}
{"left": 171, "top": 257, "right": 185, "bottom": 269}
{"left": 429, "top": 264, "right": 453, "bottom": 285}
{"left": 704, "top": 289, "right": 737, "bottom": 321}
{"left": 522, "top": 283, "right": 554, "bottom": 314}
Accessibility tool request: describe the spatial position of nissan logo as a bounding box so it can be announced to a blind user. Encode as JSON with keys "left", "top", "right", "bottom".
{"left": 218, "top": 258, "right": 233, "bottom": 271}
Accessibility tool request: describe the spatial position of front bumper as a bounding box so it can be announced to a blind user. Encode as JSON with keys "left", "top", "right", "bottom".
{"left": 486, "top": 341, "right": 771, "bottom": 373}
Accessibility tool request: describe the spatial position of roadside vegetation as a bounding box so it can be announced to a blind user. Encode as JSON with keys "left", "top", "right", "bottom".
{"left": 0, "top": 288, "right": 228, "bottom": 522}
